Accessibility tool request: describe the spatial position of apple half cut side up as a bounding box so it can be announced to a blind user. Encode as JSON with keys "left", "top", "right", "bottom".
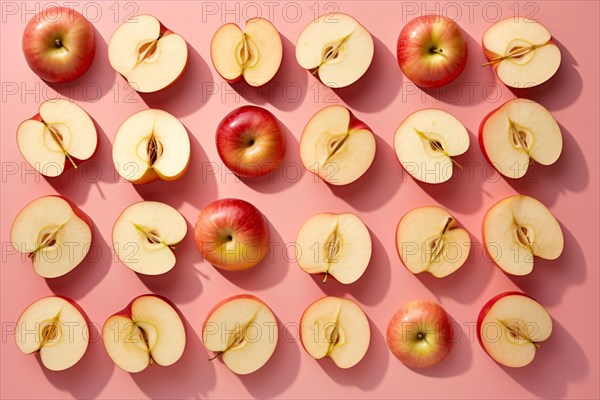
{"left": 102, "top": 295, "right": 186, "bottom": 373}
{"left": 296, "top": 13, "right": 374, "bottom": 88}
{"left": 112, "top": 109, "right": 190, "bottom": 184}
{"left": 396, "top": 206, "right": 470, "bottom": 278}
{"left": 17, "top": 99, "right": 97, "bottom": 177}
{"left": 479, "top": 98, "right": 563, "bottom": 179}
{"left": 211, "top": 18, "right": 283, "bottom": 87}
{"left": 300, "top": 296, "right": 370, "bottom": 369}
{"left": 483, "top": 195, "right": 564, "bottom": 276}
{"left": 296, "top": 212, "right": 372, "bottom": 284}
{"left": 10, "top": 196, "right": 93, "bottom": 278}
{"left": 481, "top": 18, "right": 561, "bottom": 88}
{"left": 112, "top": 201, "right": 187, "bottom": 275}
{"left": 477, "top": 292, "right": 552, "bottom": 367}
{"left": 394, "top": 109, "right": 469, "bottom": 184}
{"left": 16, "top": 296, "right": 89, "bottom": 371}
{"left": 300, "top": 105, "right": 376, "bottom": 185}
{"left": 108, "top": 15, "right": 188, "bottom": 93}
{"left": 202, "top": 295, "right": 278, "bottom": 375}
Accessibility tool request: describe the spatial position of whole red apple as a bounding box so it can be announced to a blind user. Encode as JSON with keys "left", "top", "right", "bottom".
{"left": 22, "top": 6, "right": 95, "bottom": 83}
{"left": 194, "top": 198, "right": 269, "bottom": 271}
{"left": 216, "top": 106, "right": 286, "bottom": 178}
{"left": 397, "top": 15, "right": 467, "bottom": 88}
{"left": 386, "top": 300, "right": 453, "bottom": 368}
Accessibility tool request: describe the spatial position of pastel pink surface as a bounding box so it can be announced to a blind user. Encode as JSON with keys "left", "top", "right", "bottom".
{"left": 1, "top": 2, "right": 598, "bottom": 399}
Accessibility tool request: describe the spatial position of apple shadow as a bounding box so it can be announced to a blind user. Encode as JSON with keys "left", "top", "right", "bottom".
{"left": 311, "top": 229, "right": 391, "bottom": 306}
{"left": 47, "top": 25, "right": 116, "bottom": 102}
{"left": 506, "top": 223, "right": 586, "bottom": 307}
{"left": 415, "top": 231, "right": 494, "bottom": 305}
{"left": 238, "top": 121, "right": 302, "bottom": 194}
{"left": 133, "top": 125, "right": 218, "bottom": 209}
{"left": 507, "top": 38, "right": 582, "bottom": 111}
{"left": 403, "top": 314, "right": 473, "bottom": 377}
{"left": 41, "top": 323, "right": 114, "bottom": 399}
{"left": 413, "top": 129, "right": 486, "bottom": 214}
{"left": 131, "top": 314, "right": 217, "bottom": 398}
{"left": 505, "top": 122, "right": 589, "bottom": 206}
{"left": 137, "top": 220, "right": 204, "bottom": 303}
{"left": 334, "top": 35, "right": 401, "bottom": 112}
{"left": 139, "top": 45, "right": 213, "bottom": 116}
{"left": 499, "top": 319, "right": 589, "bottom": 398}
{"left": 45, "top": 119, "right": 116, "bottom": 203}
{"left": 329, "top": 135, "right": 401, "bottom": 211}
{"left": 213, "top": 219, "right": 289, "bottom": 290}
{"left": 229, "top": 34, "right": 307, "bottom": 112}
{"left": 237, "top": 314, "right": 301, "bottom": 397}
{"left": 45, "top": 220, "right": 112, "bottom": 299}
{"left": 316, "top": 315, "right": 389, "bottom": 389}
{"left": 419, "top": 31, "right": 489, "bottom": 106}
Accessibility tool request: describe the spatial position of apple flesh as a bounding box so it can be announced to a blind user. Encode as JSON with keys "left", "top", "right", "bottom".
{"left": 203, "top": 295, "right": 278, "bottom": 375}
{"left": 479, "top": 98, "right": 563, "bottom": 179}
{"left": 482, "top": 17, "right": 561, "bottom": 88}
{"left": 386, "top": 300, "right": 453, "bottom": 368}
{"left": 300, "top": 296, "right": 370, "bottom": 369}
{"left": 211, "top": 18, "right": 282, "bottom": 87}
{"left": 483, "top": 195, "right": 564, "bottom": 275}
{"left": 477, "top": 292, "right": 552, "bottom": 367}
{"left": 10, "top": 196, "right": 92, "bottom": 278}
{"left": 112, "top": 201, "right": 187, "bottom": 275}
{"left": 296, "top": 13, "right": 374, "bottom": 88}
{"left": 194, "top": 199, "right": 269, "bottom": 271}
{"left": 102, "top": 295, "right": 186, "bottom": 373}
{"left": 16, "top": 296, "right": 89, "bottom": 371}
{"left": 17, "top": 99, "right": 97, "bottom": 177}
{"left": 296, "top": 212, "right": 371, "bottom": 284}
{"left": 216, "top": 105, "right": 286, "bottom": 178}
{"left": 22, "top": 6, "right": 95, "bottom": 83}
{"left": 112, "top": 109, "right": 191, "bottom": 184}
{"left": 108, "top": 15, "right": 188, "bottom": 93}
{"left": 396, "top": 206, "right": 470, "bottom": 278}
{"left": 300, "top": 105, "right": 376, "bottom": 185}
{"left": 394, "top": 109, "right": 469, "bottom": 184}
{"left": 397, "top": 15, "right": 467, "bottom": 88}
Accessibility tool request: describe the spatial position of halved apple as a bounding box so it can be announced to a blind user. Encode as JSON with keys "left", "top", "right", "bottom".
{"left": 296, "top": 212, "right": 371, "bottom": 284}
{"left": 102, "top": 295, "right": 186, "bottom": 373}
{"left": 300, "top": 105, "right": 376, "bottom": 185}
{"left": 16, "top": 296, "right": 89, "bottom": 371}
{"left": 211, "top": 18, "right": 282, "bottom": 87}
{"left": 482, "top": 17, "right": 561, "bottom": 88}
{"left": 478, "top": 292, "right": 552, "bottom": 367}
{"left": 108, "top": 15, "right": 188, "bottom": 93}
{"left": 394, "top": 109, "right": 469, "bottom": 184}
{"left": 17, "top": 99, "right": 97, "bottom": 177}
{"left": 10, "top": 196, "right": 92, "bottom": 278}
{"left": 203, "top": 295, "right": 278, "bottom": 375}
{"left": 112, "top": 109, "right": 190, "bottom": 184}
{"left": 483, "top": 195, "right": 564, "bottom": 275}
{"left": 479, "top": 98, "right": 563, "bottom": 179}
{"left": 112, "top": 201, "right": 187, "bottom": 275}
{"left": 300, "top": 296, "right": 370, "bottom": 369}
{"left": 296, "top": 13, "right": 374, "bottom": 88}
{"left": 396, "top": 206, "right": 470, "bottom": 278}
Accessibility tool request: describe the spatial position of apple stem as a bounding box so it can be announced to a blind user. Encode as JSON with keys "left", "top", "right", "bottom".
{"left": 208, "top": 352, "right": 223, "bottom": 361}
{"left": 430, "top": 48, "right": 446, "bottom": 57}
{"left": 429, "top": 217, "right": 453, "bottom": 263}
{"left": 322, "top": 272, "right": 329, "bottom": 284}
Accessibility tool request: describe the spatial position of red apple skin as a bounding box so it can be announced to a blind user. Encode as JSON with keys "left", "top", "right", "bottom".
{"left": 194, "top": 199, "right": 269, "bottom": 271}
{"left": 386, "top": 300, "right": 453, "bottom": 368}
{"left": 201, "top": 294, "right": 272, "bottom": 337}
{"left": 22, "top": 6, "right": 95, "bottom": 83}
{"left": 216, "top": 106, "right": 286, "bottom": 178}
{"left": 397, "top": 15, "right": 467, "bottom": 88}
{"left": 476, "top": 291, "right": 535, "bottom": 347}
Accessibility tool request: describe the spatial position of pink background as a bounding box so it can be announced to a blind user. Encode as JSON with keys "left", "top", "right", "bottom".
{"left": 1, "top": 1, "right": 599, "bottom": 399}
